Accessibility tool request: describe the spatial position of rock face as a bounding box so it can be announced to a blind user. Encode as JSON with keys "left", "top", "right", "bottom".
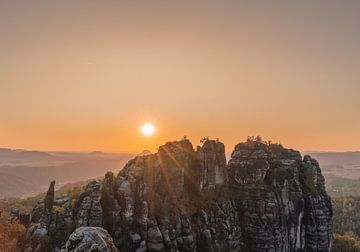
{"left": 75, "top": 180, "right": 103, "bottom": 227}
{"left": 301, "top": 155, "right": 333, "bottom": 251}
{"left": 197, "top": 139, "right": 227, "bottom": 189}
{"left": 61, "top": 227, "right": 117, "bottom": 252}
{"left": 24, "top": 139, "right": 333, "bottom": 252}
{"left": 227, "top": 141, "right": 332, "bottom": 251}
{"left": 45, "top": 180, "right": 55, "bottom": 213}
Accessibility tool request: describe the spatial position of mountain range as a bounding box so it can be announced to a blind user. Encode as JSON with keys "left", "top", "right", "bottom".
{"left": 0, "top": 148, "right": 134, "bottom": 198}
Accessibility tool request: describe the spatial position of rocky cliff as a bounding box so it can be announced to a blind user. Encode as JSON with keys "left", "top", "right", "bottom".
{"left": 23, "top": 139, "right": 332, "bottom": 252}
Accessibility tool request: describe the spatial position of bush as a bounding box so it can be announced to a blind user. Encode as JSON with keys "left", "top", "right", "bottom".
{"left": 0, "top": 212, "right": 26, "bottom": 252}
{"left": 333, "top": 232, "right": 360, "bottom": 252}
{"left": 52, "top": 205, "right": 65, "bottom": 214}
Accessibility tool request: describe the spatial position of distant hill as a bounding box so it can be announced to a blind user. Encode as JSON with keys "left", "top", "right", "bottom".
{"left": 0, "top": 149, "right": 134, "bottom": 198}
{"left": 0, "top": 178, "right": 91, "bottom": 212}
{"left": 0, "top": 148, "right": 54, "bottom": 165}
{"left": 302, "top": 151, "right": 360, "bottom": 198}
{"left": 2, "top": 149, "right": 360, "bottom": 198}
{"left": 305, "top": 151, "right": 360, "bottom": 179}
{"left": 325, "top": 175, "right": 360, "bottom": 197}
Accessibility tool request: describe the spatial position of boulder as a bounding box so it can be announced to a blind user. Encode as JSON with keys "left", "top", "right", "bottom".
{"left": 62, "top": 227, "right": 117, "bottom": 252}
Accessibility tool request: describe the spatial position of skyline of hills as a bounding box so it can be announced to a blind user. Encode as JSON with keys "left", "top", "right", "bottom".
{"left": 0, "top": 148, "right": 134, "bottom": 198}
{"left": 1, "top": 146, "right": 360, "bottom": 198}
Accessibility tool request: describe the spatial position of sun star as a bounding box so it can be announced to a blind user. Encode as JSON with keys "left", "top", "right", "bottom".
{"left": 141, "top": 123, "right": 155, "bottom": 136}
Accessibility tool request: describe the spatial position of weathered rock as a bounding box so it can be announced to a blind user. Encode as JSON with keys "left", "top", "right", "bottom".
{"left": 226, "top": 141, "right": 332, "bottom": 251}
{"left": 24, "top": 223, "right": 49, "bottom": 252}
{"left": 48, "top": 196, "right": 74, "bottom": 249}
{"left": 75, "top": 180, "right": 103, "bottom": 227}
{"left": 23, "top": 138, "right": 332, "bottom": 252}
{"left": 197, "top": 139, "right": 227, "bottom": 189}
{"left": 19, "top": 212, "right": 31, "bottom": 227}
{"left": 26, "top": 182, "right": 75, "bottom": 251}
{"left": 45, "top": 180, "right": 55, "bottom": 213}
{"left": 31, "top": 199, "right": 45, "bottom": 223}
{"left": 300, "top": 155, "right": 333, "bottom": 252}
{"left": 61, "top": 227, "right": 117, "bottom": 252}
{"left": 8, "top": 207, "right": 20, "bottom": 222}
{"left": 147, "top": 221, "right": 165, "bottom": 251}
{"left": 101, "top": 171, "right": 121, "bottom": 235}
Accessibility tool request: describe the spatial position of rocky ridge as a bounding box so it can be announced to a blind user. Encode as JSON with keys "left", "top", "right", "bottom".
{"left": 23, "top": 139, "right": 332, "bottom": 252}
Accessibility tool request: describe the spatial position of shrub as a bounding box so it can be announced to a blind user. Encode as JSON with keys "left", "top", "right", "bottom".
{"left": 0, "top": 212, "right": 26, "bottom": 252}
{"left": 333, "top": 232, "right": 360, "bottom": 252}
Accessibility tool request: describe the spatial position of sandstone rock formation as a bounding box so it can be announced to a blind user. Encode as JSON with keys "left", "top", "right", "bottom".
{"left": 197, "top": 139, "right": 227, "bottom": 189}
{"left": 61, "top": 227, "right": 117, "bottom": 252}
{"left": 23, "top": 138, "right": 333, "bottom": 252}
{"left": 44, "top": 180, "right": 55, "bottom": 213}
{"left": 75, "top": 180, "right": 103, "bottom": 228}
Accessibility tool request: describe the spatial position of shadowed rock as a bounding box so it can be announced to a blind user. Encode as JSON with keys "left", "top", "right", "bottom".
{"left": 24, "top": 139, "right": 333, "bottom": 252}
{"left": 197, "top": 139, "right": 227, "bottom": 189}
{"left": 45, "top": 180, "right": 55, "bottom": 213}
{"left": 61, "top": 227, "right": 117, "bottom": 252}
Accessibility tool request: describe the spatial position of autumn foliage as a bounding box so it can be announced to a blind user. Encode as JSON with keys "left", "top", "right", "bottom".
{"left": 0, "top": 212, "right": 26, "bottom": 252}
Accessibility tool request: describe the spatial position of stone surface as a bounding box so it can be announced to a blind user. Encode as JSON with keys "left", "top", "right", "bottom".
{"left": 23, "top": 138, "right": 333, "bottom": 252}
{"left": 24, "top": 223, "right": 49, "bottom": 252}
{"left": 197, "top": 139, "right": 227, "bottom": 189}
{"left": 45, "top": 180, "right": 55, "bottom": 213}
{"left": 75, "top": 180, "right": 103, "bottom": 227}
{"left": 61, "top": 227, "right": 117, "bottom": 252}
{"left": 300, "top": 155, "right": 333, "bottom": 252}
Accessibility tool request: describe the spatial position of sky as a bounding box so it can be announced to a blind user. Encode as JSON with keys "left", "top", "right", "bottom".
{"left": 1, "top": 1, "right": 360, "bottom": 153}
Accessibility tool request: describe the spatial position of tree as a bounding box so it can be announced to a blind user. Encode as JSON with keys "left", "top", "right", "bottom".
{"left": 200, "top": 136, "right": 210, "bottom": 144}
{"left": 246, "top": 135, "right": 264, "bottom": 143}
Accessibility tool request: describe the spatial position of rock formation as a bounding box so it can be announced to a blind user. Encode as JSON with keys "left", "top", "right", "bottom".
{"left": 44, "top": 180, "right": 55, "bottom": 213}
{"left": 197, "top": 139, "right": 227, "bottom": 189}
{"left": 8, "top": 207, "right": 30, "bottom": 227}
{"left": 62, "top": 227, "right": 117, "bottom": 252}
{"left": 23, "top": 139, "right": 333, "bottom": 252}
{"left": 75, "top": 180, "right": 103, "bottom": 228}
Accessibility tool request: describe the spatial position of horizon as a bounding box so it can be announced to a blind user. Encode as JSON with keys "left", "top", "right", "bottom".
{"left": 1, "top": 1, "right": 360, "bottom": 153}
{"left": 1, "top": 138, "right": 360, "bottom": 154}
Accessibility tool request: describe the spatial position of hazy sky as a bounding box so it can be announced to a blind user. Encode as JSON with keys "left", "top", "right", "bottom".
{"left": 1, "top": 1, "right": 360, "bottom": 152}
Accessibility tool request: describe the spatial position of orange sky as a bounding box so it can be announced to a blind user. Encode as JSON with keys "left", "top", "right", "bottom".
{"left": 1, "top": 1, "right": 360, "bottom": 153}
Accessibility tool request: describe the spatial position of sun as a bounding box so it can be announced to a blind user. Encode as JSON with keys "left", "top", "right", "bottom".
{"left": 141, "top": 123, "right": 156, "bottom": 136}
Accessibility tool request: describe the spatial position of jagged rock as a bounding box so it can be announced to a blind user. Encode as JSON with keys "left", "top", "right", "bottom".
{"left": 61, "top": 227, "right": 117, "bottom": 252}
{"left": 19, "top": 212, "right": 31, "bottom": 227}
{"left": 147, "top": 221, "right": 165, "bottom": 251}
{"left": 24, "top": 223, "right": 49, "bottom": 252}
{"left": 45, "top": 180, "right": 55, "bottom": 213}
{"left": 31, "top": 199, "right": 45, "bottom": 223}
{"left": 228, "top": 141, "right": 301, "bottom": 251}
{"left": 25, "top": 182, "right": 75, "bottom": 251}
{"left": 23, "top": 138, "right": 332, "bottom": 252}
{"left": 8, "top": 207, "right": 20, "bottom": 222}
{"left": 48, "top": 196, "right": 74, "bottom": 249}
{"left": 197, "top": 139, "right": 227, "bottom": 189}
{"left": 75, "top": 180, "right": 103, "bottom": 227}
{"left": 300, "top": 155, "right": 333, "bottom": 252}
{"left": 10, "top": 209, "right": 31, "bottom": 227}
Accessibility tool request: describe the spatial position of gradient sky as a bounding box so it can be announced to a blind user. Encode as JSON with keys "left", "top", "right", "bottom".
{"left": 1, "top": 1, "right": 360, "bottom": 153}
